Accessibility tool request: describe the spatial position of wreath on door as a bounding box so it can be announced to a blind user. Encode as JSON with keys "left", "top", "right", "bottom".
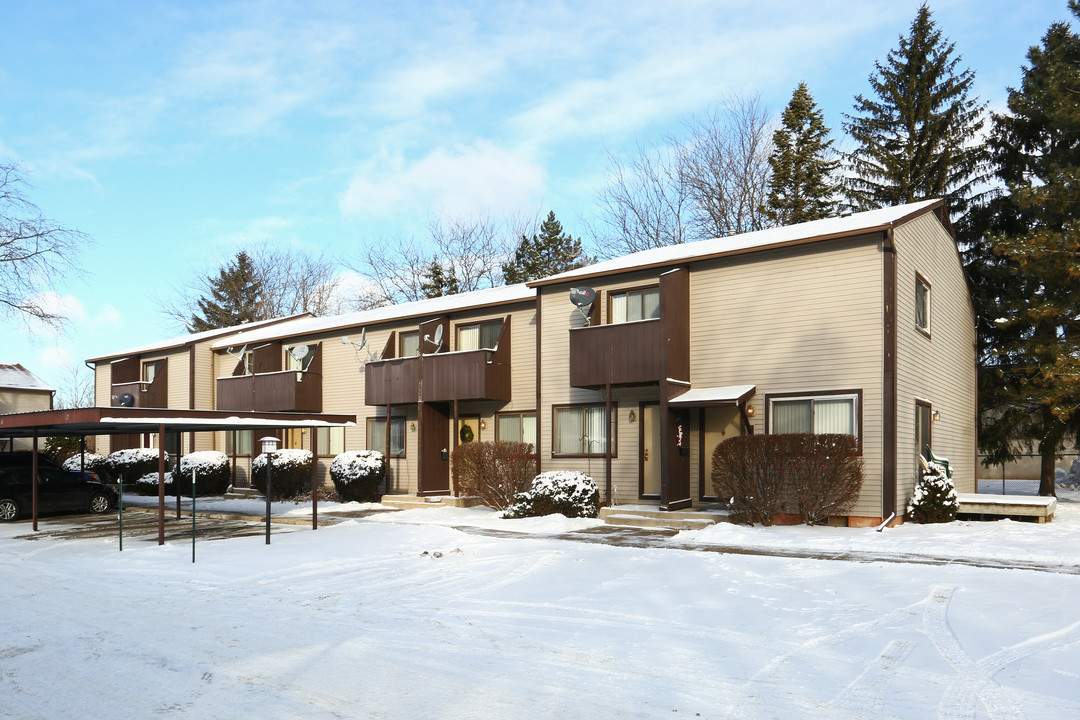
{"left": 459, "top": 423, "right": 475, "bottom": 443}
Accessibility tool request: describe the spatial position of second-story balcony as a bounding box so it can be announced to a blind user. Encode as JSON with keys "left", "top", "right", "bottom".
{"left": 569, "top": 319, "right": 663, "bottom": 389}
{"left": 423, "top": 348, "right": 511, "bottom": 402}
{"left": 365, "top": 356, "right": 422, "bottom": 405}
{"left": 217, "top": 371, "right": 323, "bottom": 413}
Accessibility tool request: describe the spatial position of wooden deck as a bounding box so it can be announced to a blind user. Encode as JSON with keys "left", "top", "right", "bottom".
{"left": 957, "top": 493, "right": 1057, "bottom": 523}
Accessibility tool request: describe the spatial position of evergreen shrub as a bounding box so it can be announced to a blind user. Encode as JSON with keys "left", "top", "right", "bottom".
{"left": 107, "top": 448, "right": 161, "bottom": 490}
{"left": 503, "top": 471, "right": 599, "bottom": 519}
{"left": 172, "top": 451, "right": 231, "bottom": 497}
{"left": 330, "top": 450, "right": 385, "bottom": 502}
{"left": 907, "top": 460, "right": 959, "bottom": 523}
{"left": 252, "top": 449, "right": 313, "bottom": 500}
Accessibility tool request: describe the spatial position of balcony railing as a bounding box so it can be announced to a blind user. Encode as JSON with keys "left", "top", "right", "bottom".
{"left": 365, "top": 356, "right": 422, "bottom": 406}
{"left": 111, "top": 377, "right": 168, "bottom": 408}
{"left": 216, "top": 371, "right": 322, "bottom": 412}
{"left": 569, "top": 319, "right": 662, "bottom": 388}
{"left": 423, "top": 349, "right": 511, "bottom": 402}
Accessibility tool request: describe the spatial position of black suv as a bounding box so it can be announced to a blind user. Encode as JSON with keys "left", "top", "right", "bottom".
{"left": 0, "top": 453, "right": 118, "bottom": 521}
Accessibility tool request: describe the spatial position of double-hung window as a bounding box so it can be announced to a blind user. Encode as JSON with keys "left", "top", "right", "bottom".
{"left": 226, "top": 430, "right": 253, "bottom": 456}
{"left": 768, "top": 392, "right": 859, "bottom": 439}
{"left": 609, "top": 287, "right": 659, "bottom": 323}
{"left": 915, "top": 274, "right": 931, "bottom": 335}
{"left": 457, "top": 320, "right": 502, "bottom": 351}
{"left": 316, "top": 426, "right": 346, "bottom": 456}
{"left": 496, "top": 412, "right": 537, "bottom": 450}
{"left": 399, "top": 331, "right": 420, "bottom": 358}
{"left": 553, "top": 404, "right": 615, "bottom": 456}
{"left": 367, "top": 417, "right": 406, "bottom": 457}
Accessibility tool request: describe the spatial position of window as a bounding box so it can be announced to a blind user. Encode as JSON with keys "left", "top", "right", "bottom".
{"left": 400, "top": 331, "right": 420, "bottom": 358}
{"left": 226, "top": 430, "right": 253, "bottom": 456}
{"left": 768, "top": 392, "right": 860, "bottom": 439}
{"left": 915, "top": 274, "right": 931, "bottom": 334}
{"left": 148, "top": 432, "right": 180, "bottom": 455}
{"left": 496, "top": 412, "right": 537, "bottom": 449}
{"left": 316, "top": 426, "right": 345, "bottom": 456}
{"left": 553, "top": 404, "right": 615, "bottom": 456}
{"left": 457, "top": 320, "right": 503, "bottom": 351}
{"left": 367, "top": 416, "right": 406, "bottom": 457}
{"left": 915, "top": 401, "right": 932, "bottom": 465}
{"left": 285, "top": 345, "right": 316, "bottom": 371}
{"left": 142, "top": 360, "right": 164, "bottom": 383}
{"left": 610, "top": 287, "right": 659, "bottom": 324}
{"left": 283, "top": 428, "right": 305, "bottom": 450}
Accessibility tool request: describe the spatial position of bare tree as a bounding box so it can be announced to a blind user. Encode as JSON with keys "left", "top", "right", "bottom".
{"left": 0, "top": 162, "right": 89, "bottom": 328}
{"left": 595, "top": 95, "right": 775, "bottom": 257}
{"left": 54, "top": 364, "right": 96, "bottom": 409}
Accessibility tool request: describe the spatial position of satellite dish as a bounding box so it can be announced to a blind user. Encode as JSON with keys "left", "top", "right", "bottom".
{"left": 569, "top": 287, "right": 596, "bottom": 307}
{"left": 289, "top": 345, "right": 310, "bottom": 362}
{"left": 424, "top": 323, "right": 444, "bottom": 351}
{"left": 225, "top": 345, "right": 249, "bottom": 374}
{"left": 118, "top": 393, "right": 135, "bottom": 407}
{"left": 343, "top": 329, "right": 376, "bottom": 364}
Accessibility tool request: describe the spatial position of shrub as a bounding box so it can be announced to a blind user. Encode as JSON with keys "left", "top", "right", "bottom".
{"left": 789, "top": 434, "right": 863, "bottom": 525}
{"left": 330, "top": 450, "right": 385, "bottom": 502}
{"left": 134, "top": 471, "right": 174, "bottom": 496}
{"left": 452, "top": 441, "right": 536, "bottom": 511}
{"left": 62, "top": 452, "right": 108, "bottom": 478}
{"left": 107, "top": 448, "right": 161, "bottom": 486}
{"left": 252, "top": 449, "right": 313, "bottom": 500}
{"left": 503, "top": 471, "right": 599, "bottom": 519}
{"left": 907, "top": 460, "right": 959, "bottom": 523}
{"left": 172, "top": 451, "right": 231, "bottom": 497}
{"left": 711, "top": 435, "right": 789, "bottom": 525}
{"left": 44, "top": 435, "right": 86, "bottom": 464}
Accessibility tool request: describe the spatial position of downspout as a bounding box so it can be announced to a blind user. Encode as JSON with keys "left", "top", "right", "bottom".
{"left": 882, "top": 228, "right": 899, "bottom": 520}
{"left": 605, "top": 383, "right": 612, "bottom": 507}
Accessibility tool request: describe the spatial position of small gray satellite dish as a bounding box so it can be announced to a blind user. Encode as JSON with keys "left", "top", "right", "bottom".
{"left": 289, "top": 345, "right": 310, "bottom": 362}
{"left": 569, "top": 287, "right": 596, "bottom": 307}
{"left": 424, "top": 323, "right": 444, "bottom": 351}
{"left": 118, "top": 393, "right": 135, "bottom": 407}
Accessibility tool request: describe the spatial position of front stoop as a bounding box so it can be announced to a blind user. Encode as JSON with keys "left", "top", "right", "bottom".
{"left": 224, "top": 487, "right": 263, "bottom": 500}
{"left": 380, "top": 495, "right": 485, "bottom": 511}
{"left": 599, "top": 504, "right": 730, "bottom": 531}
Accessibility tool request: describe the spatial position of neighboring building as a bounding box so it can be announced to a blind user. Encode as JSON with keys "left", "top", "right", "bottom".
{"left": 87, "top": 199, "right": 976, "bottom": 524}
{"left": 0, "top": 364, "right": 55, "bottom": 451}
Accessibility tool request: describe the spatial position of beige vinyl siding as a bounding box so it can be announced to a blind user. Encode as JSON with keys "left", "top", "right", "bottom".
{"left": 689, "top": 234, "right": 886, "bottom": 517}
{"left": 894, "top": 213, "right": 977, "bottom": 507}
{"left": 190, "top": 342, "right": 217, "bottom": 452}
{"left": 0, "top": 389, "right": 51, "bottom": 413}
{"left": 93, "top": 362, "right": 113, "bottom": 454}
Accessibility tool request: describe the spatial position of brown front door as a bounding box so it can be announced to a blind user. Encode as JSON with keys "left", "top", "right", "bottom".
{"left": 418, "top": 402, "right": 451, "bottom": 495}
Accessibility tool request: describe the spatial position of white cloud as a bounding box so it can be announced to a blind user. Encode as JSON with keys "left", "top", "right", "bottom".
{"left": 39, "top": 346, "right": 74, "bottom": 370}
{"left": 340, "top": 142, "right": 546, "bottom": 219}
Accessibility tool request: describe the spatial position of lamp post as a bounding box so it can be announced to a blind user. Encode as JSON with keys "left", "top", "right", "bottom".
{"left": 260, "top": 436, "right": 280, "bottom": 545}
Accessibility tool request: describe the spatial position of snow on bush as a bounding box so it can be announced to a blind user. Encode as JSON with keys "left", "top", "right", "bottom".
{"left": 330, "top": 450, "right": 385, "bottom": 502}
{"left": 173, "top": 451, "right": 231, "bottom": 496}
{"left": 62, "top": 452, "right": 107, "bottom": 476}
{"left": 907, "top": 460, "right": 959, "bottom": 523}
{"left": 503, "top": 471, "right": 599, "bottom": 519}
{"left": 252, "top": 449, "right": 313, "bottom": 500}
{"left": 134, "top": 471, "right": 174, "bottom": 495}
{"left": 106, "top": 448, "right": 160, "bottom": 485}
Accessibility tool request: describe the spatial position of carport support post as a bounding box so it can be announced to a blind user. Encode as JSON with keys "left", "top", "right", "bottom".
{"left": 311, "top": 426, "right": 318, "bottom": 530}
{"left": 31, "top": 432, "right": 38, "bottom": 531}
{"left": 157, "top": 423, "right": 166, "bottom": 546}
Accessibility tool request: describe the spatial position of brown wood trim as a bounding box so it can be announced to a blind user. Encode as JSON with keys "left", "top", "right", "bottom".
{"left": 367, "top": 416, "right": 406, "bottom": 457}
{"left": 535, "top": 297, "right": 542, "bottom": 473}
{"left": 698, "top": 408, "right": 709, "bottom": 500}
{"left": 915, "top": 399, "right": 933, "bottom": 459}
{"left": 382, "top": 331, "right": 397, "bottom": 360}
{"left": 883, "top": 229, "right": 898, "bottom": 518}
{"left": 763, "top": 389, "right": 865, "bottom": 455}
{"left": 549, "top": 402, "right": 618, "bottom": 458}
{"left": 915, "top": 271, "right": 932, "bottom": 339}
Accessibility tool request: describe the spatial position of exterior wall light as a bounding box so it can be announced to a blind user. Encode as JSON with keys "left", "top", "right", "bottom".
{"left": 932, "top": 411, "right": 941, "bottom": 421}
{"left": 628, "top": 410, "right": 637, "bottom": 423}
{"left": 745, "top": 405, "right": 755, "bottom": 417}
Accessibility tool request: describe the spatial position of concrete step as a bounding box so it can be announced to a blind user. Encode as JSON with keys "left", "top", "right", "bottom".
{"left": 599, "top": 504, "right": 728, "bottom": 531}
{"left": 224, "top": 487, "right": 262, "bottom": 500}
{"left": 380, "top": 495, "right": 484, "bottom": 510}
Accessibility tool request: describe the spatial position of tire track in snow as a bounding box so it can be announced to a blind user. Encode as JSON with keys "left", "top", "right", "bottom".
{"left": 827, "top": 639, "right": 916, "bottom": 715}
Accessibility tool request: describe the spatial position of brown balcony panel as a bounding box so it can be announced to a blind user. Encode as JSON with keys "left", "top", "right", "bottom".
{"left": 365, "top": 357, "right": 421, "bottom": 405}
{"left": 423, "top": 350, "right": 511, "bottom": 402}
{"left": 111, "top": 377, "right": 168, "bottom": 408}
{"left": 254, "top": 371, "right": 322, "bottom": 413}
{"left": 569, "top": 319, "right": 662, "bottom": 388}
{"left": 216, "top": 375, "right": 255, "bottom": 411}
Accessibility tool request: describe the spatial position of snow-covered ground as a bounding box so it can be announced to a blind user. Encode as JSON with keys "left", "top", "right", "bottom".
{"left": 3, "top": 500, "right": 1080, "bottom": 719}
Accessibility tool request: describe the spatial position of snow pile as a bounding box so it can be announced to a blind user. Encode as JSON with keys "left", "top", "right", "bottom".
{"left": 504, "top": 471, "right": 599, "bottom": 519}
{"left": 907, "top": 460, "right": 959, "bottom": 523}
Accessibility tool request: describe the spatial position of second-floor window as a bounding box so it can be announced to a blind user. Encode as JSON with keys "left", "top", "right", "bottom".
{"left": 142, "top": 360, "right": 164, "bottom": 383}
{"left": 457, "top": 320, "right": 502, "bottom": 351}
{"left": 915, "top": 274, "right": 931, "bottom": 335}
{"left": 400, "top": 331, "right": 420, "bottom": 357}
{"left": 610, "top": 287, "right": 659, "bottom": 323}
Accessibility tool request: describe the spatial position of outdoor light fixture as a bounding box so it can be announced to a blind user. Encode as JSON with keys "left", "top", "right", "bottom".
{"left": 932, "top": 411, "right": 941, "bottom": 422}
{"left": 410, "top": 422, "right": 417, "bottom": 432}
{"left": 628, "top": 410, "right": 637, "bottom": 423}
{"left": 745, "top": 405, "right": 755, "bottom": 416}
{"left": 480, "top": 420, "right": 487, "bottom": 430}
{"left": 260, "top": 436, "right": 280, "bottom": 545}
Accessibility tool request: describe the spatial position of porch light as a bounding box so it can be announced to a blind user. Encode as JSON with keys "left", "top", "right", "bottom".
{"left": 480, "top": 420, "right": 487, "bottom": 429}
{"left": 628, "top": 410, "right": 637, "bottom": 423}
{"left": 260, "top": 436, "right": 280, "bottom": 455}
{"left": 932, "top": 411, "right": 941, "bottom": 422}
{"left": 745, "top": 405, "right": 755, "bottom": 416}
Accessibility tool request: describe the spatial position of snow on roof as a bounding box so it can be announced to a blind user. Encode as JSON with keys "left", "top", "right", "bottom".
{"left": 532, "top": 199, "right": 942, "bottom": 287}
{"left": 210, "top": 283, "right": 535, "bottom": 350}
{"left": 87, "top": 314, "right": 314, "bottom": 363}
{"left": 668, "top": 385, "right": 756, "bottom": 406}
{"left": 0, "top": 363, "right": 53, "bottom": 392}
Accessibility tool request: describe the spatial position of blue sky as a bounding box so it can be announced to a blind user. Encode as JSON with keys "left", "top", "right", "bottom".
{"left": 0, "top": 0, "right": 1070, "bottom": 399}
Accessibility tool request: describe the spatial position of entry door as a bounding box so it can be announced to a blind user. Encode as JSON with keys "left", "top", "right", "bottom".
{"left": 641, "top": 404, "right": 661, "bottom": 497}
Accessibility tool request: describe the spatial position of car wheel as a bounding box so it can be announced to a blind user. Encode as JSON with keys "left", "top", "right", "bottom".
{"left": 89, "top": 494, "right": 111, "bottom": 514}
{"left": 0, "top": 498, "right": 19, "bottom": 522}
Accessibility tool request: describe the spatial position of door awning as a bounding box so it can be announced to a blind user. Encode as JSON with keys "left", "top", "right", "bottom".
{"left": 668, "top": 384, "right": 755, "bottom": 407}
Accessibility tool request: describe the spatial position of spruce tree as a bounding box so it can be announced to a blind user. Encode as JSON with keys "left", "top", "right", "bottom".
{"left": 975, "top": 1, "right": 1080, "bottom": 497}
{"left": 187, "top": 251, "right": 264, "bottom": 332}
{"left": 844, "top": 4, "right": 986, "bottom": 213}
{"left": 419, "top": 260, "right": 460, "bottom": 298}
{"left": 763, "top": 83, "right": 840, "bottom": 225}
{"left": 503, "top": 211, "right": 591, "bottom": 283}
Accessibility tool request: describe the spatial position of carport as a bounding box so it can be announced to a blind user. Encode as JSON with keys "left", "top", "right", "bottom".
{"left": 0, "top": 406, "right": 356, "bottom": 543}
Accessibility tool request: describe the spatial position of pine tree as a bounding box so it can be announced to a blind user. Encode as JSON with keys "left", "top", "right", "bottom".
{"left": 763, "top": 83, "right": 840, "bottom": 225}
{"left": 976, "top": 1, "right": 1080, "bottom": 497}
{"left": 419, "top": 260, "right": 460, "bottom": 298}
{"left": 503, "top": 211, "right": 591, "bottom": 283}
{"left": 187, "top": 251, "right": 264, "bottom": 332}
{"left": 844, "top": 4, "right": 987, "bottom": 213}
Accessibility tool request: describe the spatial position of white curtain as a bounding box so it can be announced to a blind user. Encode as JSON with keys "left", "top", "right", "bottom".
{"left": 497, "top": 414, "right": 520, "bottom": 442}
{"left": 813, "top": 399, "right": 854, "bottom": 435}
{"left": 773, "top": 400, "right": 812, "bottom": 434}
{"left": 555, "top": 408, "right": 583, "bottom": 454}
{"left": 643, "top": 289, "right": 660, "bottom": 319}
{"left": 458, "top": 326, "right": 479, "bottom": 351}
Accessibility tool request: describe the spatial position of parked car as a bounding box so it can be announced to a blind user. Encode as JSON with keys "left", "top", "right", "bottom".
{"left": 0, "top": 456, "right": 118, "bottom": 521}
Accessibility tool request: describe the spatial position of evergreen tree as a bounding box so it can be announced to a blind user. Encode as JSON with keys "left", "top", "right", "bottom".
{"left": 843, "top": 4, "right": 987, "bottom": 213}
{"left": 419, "top": 260, "right": 460, "bottom": 298}
{"left": 975, "top": 1, "right": 1080, "bottom": 497}
{"left": 187, "top": 251, "right": 263, "bottom": 332}
{"left": 503, "top": 211, "right": 590, "bottom": 283}
{"left": 763, "top": 83, "right": 840, "bottom": 225}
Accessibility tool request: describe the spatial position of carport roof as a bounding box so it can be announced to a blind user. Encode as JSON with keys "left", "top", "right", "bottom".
{"left": 0, "top": 406, "right": 356, "bottom": 438}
